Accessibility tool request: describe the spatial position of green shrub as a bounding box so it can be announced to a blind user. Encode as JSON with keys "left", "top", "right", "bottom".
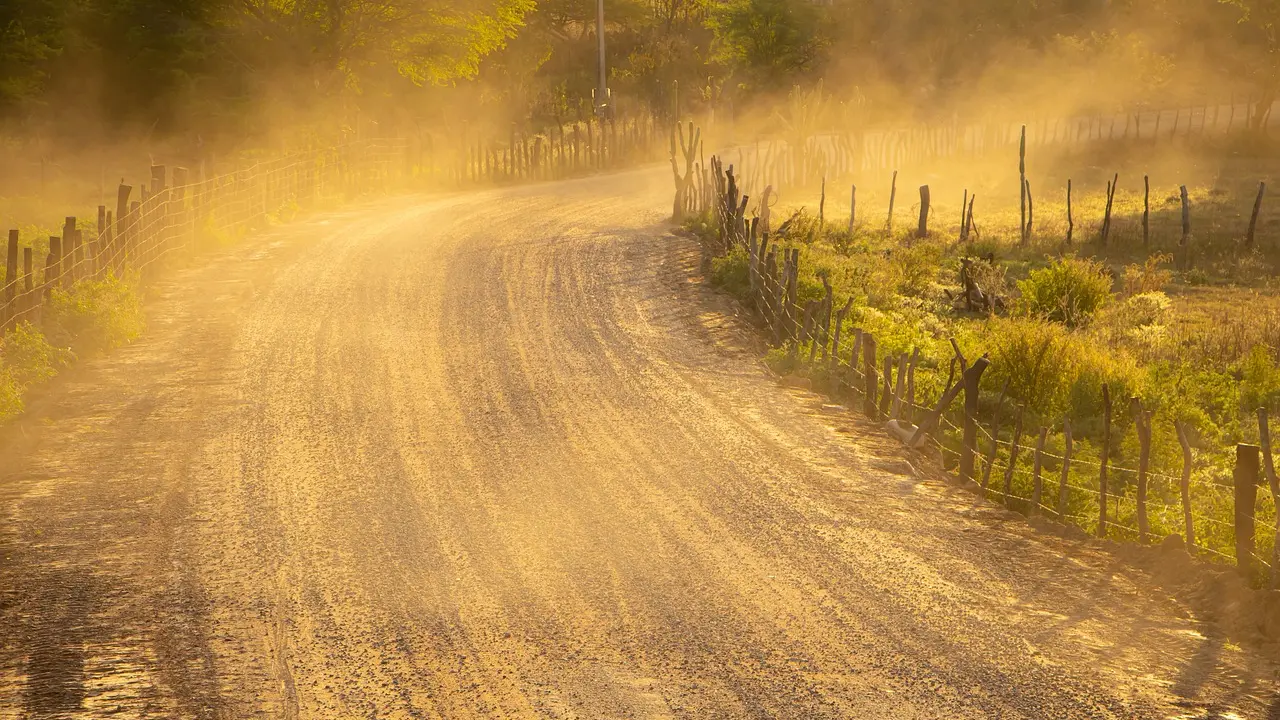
{"left": 44, "top": 272, "right": 144, "bottom": 354}
{"left": 1239, "top": 344, "right": 1280, "bottom": 415}
{"left": 0, "top": 367, "right": 21, "bottom": 422}
{"left": 710, "top": 247, "right": 751, "bottom": 300}
{"left": 0, "top": 321, "right": 72, "bottom": 421}
{"left": 1122, "top": 292, "right": 1172, "bottom": 327}
{"left": 2, "top": 321, "right": 69, "bottom": 388}
{"left": 983, "top": 316, "right": 1142, "bottom": 425}
{"left": 890, "top": 242, "right": 943, "bottom": 297}
{"left": 1017, "top": 256, "right": 1113, "bottom": 327}
{"left": 1121, "top": 254, "right": 1173, "bottom": 296}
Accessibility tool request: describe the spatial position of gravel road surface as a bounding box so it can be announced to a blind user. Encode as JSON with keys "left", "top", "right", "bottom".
{"left": 2, "top": 169, "right": 1278, "bottom": 718}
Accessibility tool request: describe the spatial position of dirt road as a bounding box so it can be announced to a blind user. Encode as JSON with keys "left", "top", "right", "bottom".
{"left": 2, "top": 169, "right": 1278, "bottom": 718}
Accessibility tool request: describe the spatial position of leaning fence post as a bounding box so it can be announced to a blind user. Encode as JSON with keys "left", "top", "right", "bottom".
{"left": 1259, "top": 409, "right": 1280, "bottom": 588}
{"left": 1101, "top": 174, "right": 1117, "bottom": 246}
{"left": 1235, "top": 443, "right": 1261, "bottom": 578}
{"left": 1247, "top": 181, "right": 1266, "bottom": 250}
{"left": 1099, "top": 383, "right": 1112, "bottom": 538}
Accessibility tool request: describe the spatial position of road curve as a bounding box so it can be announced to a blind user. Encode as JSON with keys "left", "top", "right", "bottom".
{"left": 1, "top": 169, "right": 1278, "bottom": 718}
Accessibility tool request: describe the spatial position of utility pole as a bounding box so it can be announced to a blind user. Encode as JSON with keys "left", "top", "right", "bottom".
{"left": 594, "top": 0, "right": 610, "bottom": 117}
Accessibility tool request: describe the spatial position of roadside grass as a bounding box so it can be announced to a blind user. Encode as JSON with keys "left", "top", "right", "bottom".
{"left": 696, "top": 138, "right": 1280, "bottom": 579}
{"left": 0, "top": 270, "right": 143, "bottom": 423}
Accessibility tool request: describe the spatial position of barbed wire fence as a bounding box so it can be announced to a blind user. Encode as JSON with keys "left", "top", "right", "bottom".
{"left": 434, "top": 110, "right": 668, "bottom": 186}
{"left": 722, "top": 97, "right": 1277, "bottom": 198}
{"left": 682, "top": 127, "right": 1280, "bottom": 590}
{"left": 1, "top": 138, "right": 408, "bottom": 332}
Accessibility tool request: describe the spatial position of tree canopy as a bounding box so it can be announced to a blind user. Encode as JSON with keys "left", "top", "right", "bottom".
{"left": 0, "top": 0, "right": 1271, "bottom": 144}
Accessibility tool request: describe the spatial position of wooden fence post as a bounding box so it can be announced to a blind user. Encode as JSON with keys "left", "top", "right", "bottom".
{"left": 1143, "top": 175, "right": 1150, "bottom": 247}
{"left": 4, "top": 230, "right": 16, "bottom": 305}
{"left": 1175, "top": 421, "right": 1196, "bottom": 548}
{"left": 1248, "top": 181, "right": 1266, "bottom": 250}
{"left": 879, "top": 355, "right": 894, "bottom": 417}
{"left": 1180, "top": 185, "right": 1191, "bottom": 250}
{"left": 1099, "top": 383, "right": 1112, "bottom": 538}
{"left": 95, "top": 206, "right": 106, "bottom": 275}
{"left": 848, "top": 185, "right": 856, "bottom": 232}
{"left": 830, "top": 297, "right": 854, "bottom": 376}
{"left": 61, "top": 218, "right": 75, "bottom": 287}
{"left": 1101, "top": 174, "right": 1117, "bottom": 246}
{"left": 1058, "top": 419, "right": 1073, "bottom": 518}
{"left": 1258, "top": 409, "right": 1280, "bottom": 588}
{"left": 847, "top": 329, "right": 863, "bottom": 392}
{"left": 1031, "top": 426, "right": 1048, "bottom": 513}
{"left": 1024, "top": 180, "right": 1033, "bottom": 240}
{"left": 905, "top": 347, "right": 919, "bottom": 425}
{"left": 980, "top": 379, "right": 1011, "bottom": 490}
{"left": 887, "top": 170, "right": 897, "bottom": 233}
{"left": 864, "top": 334, "right": 878, "bottom": 418}
{"left": 1132, "top": 397, "right": 1153, "bottom": 542}
{"left": 22, "top": 248, "right": 32, "bottom": 318}
{"left": 958, "top": 343, "right": 989, "bottom": 482}
{"left": 1019, "top": 125, "right": 1027, "bottom": 244}
{"left": 965, "top": 194, "right": 975, "bottom": 241}
{"left": 1066, "top": 179, "right": 1074, "bottom": 246}
{"left": 889, "top": 353, "right": 907, "bottom": 419}
{"left": 1002, "top": 405, "right": 1026, "bottom": 506}
{"left": 115, "top": 184, "right": 132, "bottom": 271}
{"left": 917, "top": 185, "right": 930, "bottom": 238}
{"left": 1235, "top": 443, "right": 1261, "bottom": 578}
{"left": 44, "top": 237, "right": 61, "bottom": 300}
{"left": 818, "top": 177, "right": 826, "bottom": 227}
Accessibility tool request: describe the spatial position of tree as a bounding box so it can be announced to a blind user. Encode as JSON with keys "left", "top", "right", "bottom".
{"left": 708, "top": 0, "right": 825, "bottom": 93}
{"left": 0, "top": 0, "right": 67, "bottom": 119}
{"left": 1223, "top": 0, "right": 1280, "bottom": 127}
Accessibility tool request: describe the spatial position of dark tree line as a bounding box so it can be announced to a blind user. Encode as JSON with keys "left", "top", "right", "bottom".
{"left": 0, "top": 0, "right": 1274, "bottom": 144}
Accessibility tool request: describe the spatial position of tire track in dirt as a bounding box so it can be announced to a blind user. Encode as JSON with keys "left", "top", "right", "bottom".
{"left": 1, "top": 172, "right": 1279, "bottom": 717}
